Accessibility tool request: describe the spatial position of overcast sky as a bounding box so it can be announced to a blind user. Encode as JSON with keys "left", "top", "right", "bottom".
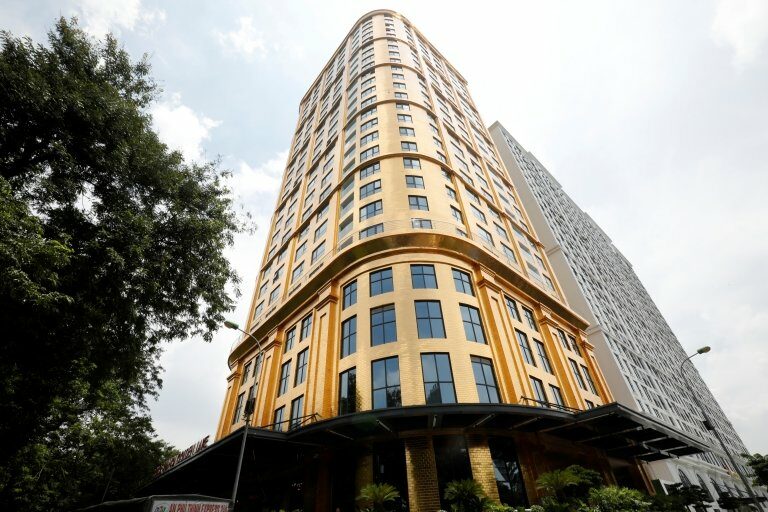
{"left": 4, "top": 0, "right": 767, "bottom": 453}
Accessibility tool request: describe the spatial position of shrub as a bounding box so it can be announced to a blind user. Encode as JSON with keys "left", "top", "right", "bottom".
{"left": 587, "top": 486, "right": 651, "bottom": 512}
{"left": 444, "top": 479, "right": 489, "bottom": 512}
{"left": 357, "top": 483, "right": 400, "bottom": 512}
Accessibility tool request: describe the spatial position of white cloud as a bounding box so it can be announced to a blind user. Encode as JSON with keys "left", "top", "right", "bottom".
{"left": 151, "top": 93, "right": 221, "bottom": 162}
{"left": 73, "top": 0, "right": 165, "bottom": 38}
{"left": 216, "top": 16, "right": 268, "bottom": 60}
{"left": 229, "top": 151, "right": 288, "bottom": 199}
{"left": 712, "top": 0, "right": 768, "bottom": 69}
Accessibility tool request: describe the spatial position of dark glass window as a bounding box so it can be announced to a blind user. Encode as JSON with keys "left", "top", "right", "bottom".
{"left": 359, "top": 223, "right": 384, "bottom": 239}
{"left": 530, "top": 377, "right": 548, "bottom": 405}
{"left": 452, "top": 268, "right": 474, "bottom": 295}
{"left": 411, "top": 264, "right": 437, "bottom": 289}
{"left": 371, "top": 305, "right": 397, "bottom": 345}
{"left": 504, "top": 296, "right": 521, "bottom": 321}
{"left": 339, "top": 368, "right": 357, "bottom": 415}
{"left": 515, "top": 330, "right": 536, "bottom": 366}
{"left": 570, "top": 359, "right": 587, "bottom": 390}
{"left": 372, "top": 357, "right": 401, "bottom": 409}
{"left": 421, "top": 353, "right": 456, "bottom": 404}
{"left": 549, "top": 385, "right": 565, "bottom": 408}
{"left": 403, "top": 157, "right": 421, "bottom": 169}
{"left": 359, "top": 179, "right": 381, "bottom": 199}
{"left": 522, "top": 307, "right": 538, "bottom": 331}
{"left": 300, "top": 314, "right": 313, "bottom": 340}
{"left": 408, "top": 195, "right": 429, "bottom": 211}
{"left": 294, "top": 348, "right": 308, "bottom": 386}
{"left": 232, "top": 392, "right": 244, "bottom": 424}
{"left": 284, "top": 327, "right": 296, "bottom": 353}
{"left": 278, "top": 361, "right": 291, "bottom": 396}
{"left": 569, "top": 335, "right": 582, "bottom": 356}
{"left": 343, "top": 280, "right": 357, "bottom": 309}
{"left": 273, "top": 406, "right": 285, "bottom": 431}
{"left": 405, "top": 175, "right": 425, "bottom": 188}
{"left": 534, "top": 340, "right": 553, "bottom": 374}
{"left": 370, "top": 268, "right": 394, "bottom": 296}
{"left": 289, "top": 395, "right": 304, "bottom": 429}
{"left": 415, "top": 300, "right": 446, "bottom": 338}
{"left": 460, "top": 304, "right": 486, "bottom": 343}
{"left": 581, "top": 364, "right": 598, "bottom": 394}
{"left": 341, "top": 316, "right": 357, "bottom": 357}
{"left": 472, "top": 356, "right": 500, "bottom": 403}
{"left": 360, "top": 200, "right": 383, "bottom": 220}
{"left": 489, "top": 438, "right": 528, "bottom": 507}
{"left": 585, "top": 400, "right": 595, "bottom": 409}
{"left": 556, "top": 328, "right": 570, "bottom": 350}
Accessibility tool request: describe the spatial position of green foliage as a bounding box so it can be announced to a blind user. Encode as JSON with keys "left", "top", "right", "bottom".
{"left": 648, "top": 483, "right": 713, "bottom": 511}
{"left": 586, "top": 486, "right": 651, "bottom": 512}
{"left": 529, "top": 506, "right": 545, "bottom": 512}
{"left": 444, "top": 479, "right": 489, "bottom": 512}
{"left": 716, "top": 492, "right": 742, "bottom": 511}
{"left": 536, "top": 468, "right": 581, "bottom": 500}
{"left": 743, "top": 453, "right": 768, "bottom": 487}
{"left": 0, "top": 17, "right": 242, "bottom": 510}
{"left": 357, "top": 483, "right": 401, "bottom": 512}
{"left": 566, "top": 465, "right": 604, "bottom": 500}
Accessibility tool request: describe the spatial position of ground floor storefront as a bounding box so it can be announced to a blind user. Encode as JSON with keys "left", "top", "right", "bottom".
{"left": 141, "top": 403, "right": 709, "bottom": 511}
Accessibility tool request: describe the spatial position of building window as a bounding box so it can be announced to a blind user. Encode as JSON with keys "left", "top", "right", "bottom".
{"left": 339, "top": 368, "right": 357, "bottom": 415}
{"left": 534, "top": 340, "right": 553, "bottom": 374}
{"left": 411, "top": 218, "right": 433, "bottom": 229}
{"left": 476, "top": 225, "right": 494, "bottom": 245}
{"left": 360, "top": 145, "right": 380, "bottom": 161}
{"left": 278, "top": 361, "right": 291, "bottom": 396}
{"left": 300, "top": 314, "right": 313, "bottom": 340}
{"left": 284, "top": 326, "right": 296, "bottom": 353}
{"left": 556, "top": 328, "right": 570, "bottom": 350}
{"left": 314, "top": 221, "right": 327, "bottom": 241}
{"left": 460, "top": 304, "right": 486, "bottom": 343}
{"left": 399, "top": 127, "right": 415, "bottom": 136}
{"left": 232, "top": 392, "right": 244, "bottom": 424}
{"left": 415, "top": 300, "right": 446, "bottom": 338}
{"left": 451, "top": 206, "right": 463, "bottom": 223}
{"left": 341, "top": 316, "right": 357, "bottom": 357}
{"left": 403, "top": 157, "right": 421, "bottom": 169}
{"left": 273, "top": 406, "right": 285, "bottom": 431}
{"left": 505, "top": 296, "right": 521, "bottom": 322}
{"left": 343, "top": 280, "right": 357, "bottom": 309}
{"left": 311, "top": 242, "right": 325, "bottom": 263}
{"left": 581, "top": 365, "right": 598, "bottom": 394}
{"left": 360, "top": 199, "right": 383, "bottom": 220}
{"left": 397, "top": 114, "right": 412, "bottom": 123}
{"left": 408, "top": 195, "right": 429, "bottom": 210}
{"left": 289, "top": 395, "right": 304, "bottom": 430}
{"left": 530, "top": 376, "right": 548, "bottom": 405}
{"left": 472, "top": 356, "right": 500, "bottom": 403}
{"left": 372, "top": 357, "right": 401, "bottom": 409}
{"left": 360, "top": 223, "right": 384, "bottom": 239}
{"left": 370, "top": 268, "right": 394, "bottom": 296}
{"left": 411, "top": 264, "right": 437, "bottom": 289}
{"left": 401, "top": 141, "right": 418, "bottom": 152}
{"left": 452, "top": 268, "right": 474, "bottom": 295}
{"left": 585, "top": 400, "right": 595, "bottom": 409}
{"left": 360, "top": 162, "right": 380, "bottom": 178}
{"left": 549, "top": 385, "right": 565, "bottom": 408}
{"left": 515, "top": 330, "right": 536, "bottom": 366}
{"left": 421, "top": 353, "right": 456, "bottom": 404}
{"left": 569, "top": 335, "right": 582, "bottom": 356}
{"left": 522, "top": 307, "right": 538, "bottom": 331}
{"left": 371, "top": 304, "right": 397, "bottom": 345}
{"left": 569, "top": 359, "right": 587, "bottom": 390}
{"left": 359, "top": 179, "right": 381, "bottom": 199}
{"left": 294, "top": 348, "right": 308, "bottom": 386}
{"left": 405, "top": 175, "right": 425, "bottom": 188}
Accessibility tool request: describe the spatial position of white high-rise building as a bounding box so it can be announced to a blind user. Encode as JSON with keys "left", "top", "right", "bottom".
{"left": 490, "top": 122, "right": 763, "bottom": 508}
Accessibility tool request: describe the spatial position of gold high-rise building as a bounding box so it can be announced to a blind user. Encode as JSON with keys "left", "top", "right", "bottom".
{"left": 214, "top": 10, "right": 708, "bottom": 511}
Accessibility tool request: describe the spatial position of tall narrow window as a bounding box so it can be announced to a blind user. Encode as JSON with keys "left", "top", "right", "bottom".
{"left": 300, "top": 314, "right": 313, "bottom": 340}
{"left": 415, "top": 300, "right": 446, "bottom": 338}
{"left": 522, "top": 307, "right": 538, "bottom": 332}
{"left": 452, "top": 269, "right": 474, "bottom": 295}
{"left": 556, "top": 329, "right": 570, "bottom": 350}
{"left": 341, "top": 316, "right": 357, "bottom": 357}
{"left": 339, "top": 368, "right": 357, "bottom": 415}
{"left": 549, "top": 385, "right": 565, "bottom": 408}
{"left": 460, "top": 304, "right": 486, "bottom": 343}
{"left": 569, "top": 359, "right": 587, "bottom": 390}
{"left": 273, "top": 406, "right": 285, "bottom": 431}
{"left": 343, "top": 280, "right": 357, "bottom": 309}
{"left": 505, "top": 296, "right": 521, "bottom": 321}
{"left": 284, "top": 326, "right": 296, "bottom": 353}
{"left": 294, "top": 348, "right": 308, "bottom": 386}
{"left": 289, "top": 395, "right": 304, "bottom": 429}
{"left": 370, "top": 268, "right": 394, "bottom": 295}
{"left": 421, "top": 353, "right": 456, "bottom": 404}
{"left": 278, "top": 362, "right": 291, "bottom": 396}
{"left": 472, "top": 356, "right": 500, "bottom": 403}
{"left": 232, "top": 392, "right": 244, "bottom": 424}
{"left": 411, "top": 264, "right": 437, "bottom": 288}
{"left": 534, "top": 340, "right": 553, "bottom": 374}
{"left": 515, "top": 330, "right": 536, "bottom": 366}
{"left": 371, "top": 305, "right": 397, "bottom": 345}
{"left": 372, "top": 357, "right": 401, "bottom": 409}
{"left": 569, "top": 335, "right": 582, "bottom": 356}
{"left": 581, "top": 365, "right": 598, "bottom": 394}
{"left": 530, "top": 377, "right": 548, "bottom": 405}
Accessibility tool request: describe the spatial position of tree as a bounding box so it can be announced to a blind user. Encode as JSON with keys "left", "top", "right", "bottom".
{"left": 743, "top": 453, "right": 768, "bottom": 487}
{"left": 716, "top": 492, "right": 741, "bottom": 511}
{"left": 586, "top": 486, "right": 651, "bottom": 512}
{"left": 357, "top": 483, "right": 401, "bottom": 512}
{"left": 654, "top": 483, "right": 713, "bottom": 512}
{"left": 443, "top": 479, "right": 489, "bottom": 512}
{"left": 564, "top": 464, "right": 603, "bottom": 501}
{"left": 0, "top": 18, "right": 241, "bottom": 509}
{"left": 535, "top": 468, "right": 580, "bottom": 502}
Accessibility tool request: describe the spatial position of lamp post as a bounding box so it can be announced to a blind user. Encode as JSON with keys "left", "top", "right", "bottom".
{"left": 224, "top": 320, "right": 262, "bottom": 512}
{"left": 679, "top": 346, "right": 762, "bottom": 510}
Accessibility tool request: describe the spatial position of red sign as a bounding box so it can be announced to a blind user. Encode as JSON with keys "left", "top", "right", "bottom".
{"left": 153, "top": 436, "right": 210, "bottom": 478}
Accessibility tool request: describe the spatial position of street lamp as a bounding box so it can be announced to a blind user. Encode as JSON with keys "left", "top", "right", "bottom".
{"left": 679, "top": 346, "right": 762, "bottom": 510}
{"left": 224, "top": 320, "right": 262, "bottom": 511}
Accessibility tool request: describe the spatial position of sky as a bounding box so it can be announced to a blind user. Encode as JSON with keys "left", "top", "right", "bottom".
{"left": 3, "top": 0, "right": 767, "bottom": 453}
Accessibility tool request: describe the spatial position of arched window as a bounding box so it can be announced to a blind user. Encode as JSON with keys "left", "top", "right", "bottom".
{"left": 678, "top": 469, "right": 692, "bottom": 487}
{"left": 696, "top": 474, "right": 713, "bottom": 500}
{"left": 710, "top": 477, "right": 723, "bottom": 497}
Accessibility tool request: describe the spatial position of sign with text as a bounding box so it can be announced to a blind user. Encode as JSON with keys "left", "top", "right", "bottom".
{"left": 150, "top": 498, "right": 229, "bottom": 512}
{"left": 153, "top": 435, "right": 210, "bottom": 478}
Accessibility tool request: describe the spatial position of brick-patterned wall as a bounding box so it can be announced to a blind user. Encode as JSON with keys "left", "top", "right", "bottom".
{"left": 405, "top": 437, "right": 441, "bottom": 512}
{"left": 467, "top": 436, "right": 500, "bottom": 503}
{"left": 355, "top": 453, "right": 373, "bottom": 496}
